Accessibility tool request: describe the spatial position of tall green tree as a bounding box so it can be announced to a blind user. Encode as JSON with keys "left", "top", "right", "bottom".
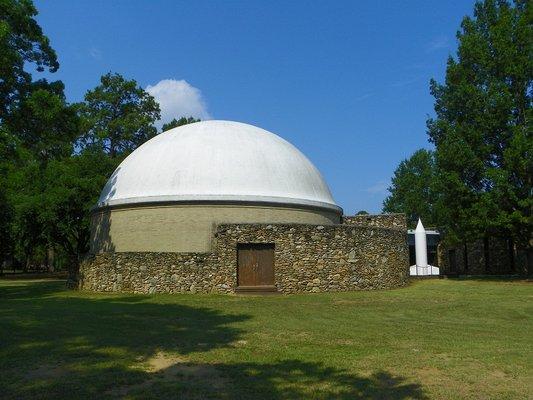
{"left": 4, "top": 79, "right": 80, "bottom": 270}
{"left": 161, "top": 116, "right": 200, "bottom": 132}
{"left": 78, "top": 73, "right": 160, "bottom": 157}
{"left": 0, "top": 126, "right": 16, "bottom": 264}
{"left": 0, "top": 0, "right": 58, "bottom": 120}
{"left": 7, "top": 151, "right": 45, "bottom": 270}
{"left": 0, "top": 0, "right": 70, "bottom": 271}
{"left": 0, "top": 3, "right": 162, "bottom": 281}
{"left": 47, "top": 72, "right": 166, "bottom": 282}
{"left": 6, "top": 80, "right": 79, "bottom": 161}
{"left": 383, "top": 149, "right": 437, "bottom": 227}
{"left": 427, "top": 0, "right": 531, "bottom": 270}
{"left": 40, "top": 150, "right": 117, "bottom": 271}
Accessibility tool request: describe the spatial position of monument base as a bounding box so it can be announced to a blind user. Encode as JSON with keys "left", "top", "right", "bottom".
{"left": 409, "top": 265, "right": 440, "bottom": 276}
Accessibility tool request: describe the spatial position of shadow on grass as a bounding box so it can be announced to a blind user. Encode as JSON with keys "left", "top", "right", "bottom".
{"left": 117, "top": 359, "right": 428, "bottom": 400}
{"left": 0, "top": 281, "right": 427, "bottom": 400}
{"left": 449, "top": 275, "right": 531, "bottom": 283}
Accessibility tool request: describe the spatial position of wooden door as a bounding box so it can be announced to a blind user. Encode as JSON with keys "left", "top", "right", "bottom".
{"left": 237, "top": 243, "right": 275, "bottom": 287}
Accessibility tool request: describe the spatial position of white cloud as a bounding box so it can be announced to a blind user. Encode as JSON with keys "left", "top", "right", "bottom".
{"left": 146, "top": 79, "right": 211, "bottom": 128}
{"left": 353, "top": 92, "right": 374, "bottom": 102}
{"left": 426, "top": 35, "right": 449, "bottom": 53}
{"left": 364, "top": 181, "right": 389, "bottom": 195}
{"left": 89, "top": 46, "right": 102, "bottom": 60}
{"left": 391, "top": 77, "right": 419, "bottom": 88}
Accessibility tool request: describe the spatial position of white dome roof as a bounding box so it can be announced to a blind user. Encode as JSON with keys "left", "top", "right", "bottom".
{"left": 97, "top": 120, "right": 340, "bottom": 212}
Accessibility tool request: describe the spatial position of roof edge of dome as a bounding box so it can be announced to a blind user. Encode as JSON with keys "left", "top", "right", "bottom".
{"left": 95, "top": 194, "right": 343, "bottom": 214}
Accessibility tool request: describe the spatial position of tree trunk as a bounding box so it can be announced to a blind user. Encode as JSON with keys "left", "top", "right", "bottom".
{"left": 527, "top": 245, "right": 532, "bottom": 277}
{"left": 483, "top": 236, "right": 490, "bottom": 274}
{"left": 66, "top": 254, "right": 80, "bottom": 289}
{"left": 47, "top": 247, "right": 55, "bottom": 272}
{"left": 508, "top": 237, "right": 515, "bottom": 273}
{"left": 463, "top": 242, "right": 469, "bottom": 273}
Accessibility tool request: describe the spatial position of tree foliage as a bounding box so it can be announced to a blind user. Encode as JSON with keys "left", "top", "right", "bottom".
{"left": 0, "top": 126, "right": 16, "bottom": 257}
{"left": 77, "top": 73, "right": 160, "bottom": 157}
{"left": 0, "top": 3, "right": 159, "bottom": 278}
{"left": 384, "top": 0, "right": 531, "bottom": 272}
{"left": 0, "top": 3, "right": 193, "bottom": 280}
{"left": 40, "top": 151, "right": 118, "bottom": 265}
{"left": 427, "top": 0, "right": 531, "bottom": 249}
{"left": 0, "top": 0, "right": 69, "bottom": 270}
{"left": 161, "top": 116, "right": 200, "bottom": 132}
{"left": 6, "top": 80, "right": 79, "bottom": 161}
{"left": 383, "top": 149, "right": 437, "bottom": 227}
{"left": 383, "top": 0, "right": 533, "bottom": 267}
{"left": 1, "top": 67, "right": 198, "bottom": 278}
{"left": 0, "top": 0, "right": 58, "bottom": 120}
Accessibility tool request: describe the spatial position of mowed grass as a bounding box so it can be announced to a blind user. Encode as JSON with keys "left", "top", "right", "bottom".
{"left": 0, "top": 279, "right": 531, "bottom": 399}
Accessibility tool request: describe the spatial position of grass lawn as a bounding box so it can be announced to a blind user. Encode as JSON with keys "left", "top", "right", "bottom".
{"left": 0, "top": 278, "right": 531, "bottom": 399}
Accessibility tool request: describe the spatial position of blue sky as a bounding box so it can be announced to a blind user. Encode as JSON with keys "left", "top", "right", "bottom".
{"left": 34, "top": 0, "right": 475, "bottom": 214}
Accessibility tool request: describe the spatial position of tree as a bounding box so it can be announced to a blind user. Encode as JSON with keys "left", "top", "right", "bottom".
{"left": 161, "top": 116, "right": 200, "bottom": 132}
{"left": 40, "top": 150, "right": 117, "bottom": 277}
{"left": 0, "top": 0, "right": 69, "bottom": 271}
{"left": 355, "top": 210, "right": 369, "bottom": 215}
{"left": 6, "top": 80, "right": 79, "bottom": 161}
{"left": 0, "top": 0, "right": 58, "bottom": 120}
{"left": 1, "top": 4, "right": 162, "bottom": 282}
{"left": 383, "top": 149, "right": 437, "bottom": 227}
{"left": 78, "top": 73, "right": 160, "bottom": 157}
{"left": 6, "top": 149, "right": 46, "bottom": 271}
{"left": 3, "top": 78, "right": 81, "bottom": 271}
{"left": 0, "top": 126, "right": 16, "bottom": 265}
{"left": 427, "top": 0, "right": 531, "bottom": 271}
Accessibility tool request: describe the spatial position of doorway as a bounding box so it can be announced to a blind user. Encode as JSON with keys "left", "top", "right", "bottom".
{"left": 237, "top": 243, "right": 275, "bottom": 292}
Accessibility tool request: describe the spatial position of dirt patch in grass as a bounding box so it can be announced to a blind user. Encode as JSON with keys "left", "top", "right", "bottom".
{"left": 107, "top": 352, "right": 227, "bottom": 397}
{"left": 232, "top": 339, "right": 248, "bottom": 347}
{"left": 148, "top": 352, "right": 226, "bottom": 387}
{"left": 147, "top": 351, "right": 183, "bottom": 372}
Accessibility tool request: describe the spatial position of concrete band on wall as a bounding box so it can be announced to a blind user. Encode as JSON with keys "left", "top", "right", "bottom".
{"left": 91, "top": 202, "right": 342, "bottom": 253}
{"left": 80, "top": 221, "right": 409, "bottom": 294}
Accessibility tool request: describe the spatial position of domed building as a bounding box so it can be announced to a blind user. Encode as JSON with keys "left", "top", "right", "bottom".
{"left": 91, "top": 120, "right": 342, "bottom": 254}
{"left": 81, "top": 121, "right": 408, "bottom": 294}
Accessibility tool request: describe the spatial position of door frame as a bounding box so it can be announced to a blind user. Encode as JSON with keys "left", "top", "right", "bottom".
{"left": 236, "top": 243, "right": 276, "bottom": 293}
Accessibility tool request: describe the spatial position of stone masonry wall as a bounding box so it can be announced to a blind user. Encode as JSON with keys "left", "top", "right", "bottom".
{"left": 80, "top": 252, "right": 232, "bottom": 294}
{"left": 214, "top": 223, "right": 408, "bottom": 293}
{"left": 343, "top": 214, "right": 406, "bottom": 230}
{"left": 80, "top": 217, "right": 409, "bottom": 294}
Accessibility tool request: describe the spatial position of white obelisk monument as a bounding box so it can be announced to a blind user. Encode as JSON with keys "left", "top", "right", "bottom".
{"left": 410, "top": 218, "right": 440, "bottom": 276}
{"left": 415, "top": 218, "right": 428, "bottom": 275}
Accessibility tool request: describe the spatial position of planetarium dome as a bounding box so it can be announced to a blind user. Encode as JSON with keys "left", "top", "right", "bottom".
{"left": 91, "top": 120, "right": 342, "bottom": 253}
{"left": 97, "top": 120, "right": 340, "bottom": 212}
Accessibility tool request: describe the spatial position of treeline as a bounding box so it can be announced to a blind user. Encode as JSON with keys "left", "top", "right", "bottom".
{"left": 0, "top": 1, "right": 197, "bottom": 279}
{"left": 383, "top": 0, "right": 531, "bottom": 273}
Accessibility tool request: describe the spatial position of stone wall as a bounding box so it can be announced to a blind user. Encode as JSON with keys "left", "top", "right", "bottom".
{"left": 80, "top": 220, "right": 409, "bottom": 294}
{"left": 214, "top": 223, "right": 409, "bottom": 293}
{"left": 343, "top": 214, "right": 406, "bottom": 230}
{"left": 80, "top": 252, "right": 232, "bottom": 294}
